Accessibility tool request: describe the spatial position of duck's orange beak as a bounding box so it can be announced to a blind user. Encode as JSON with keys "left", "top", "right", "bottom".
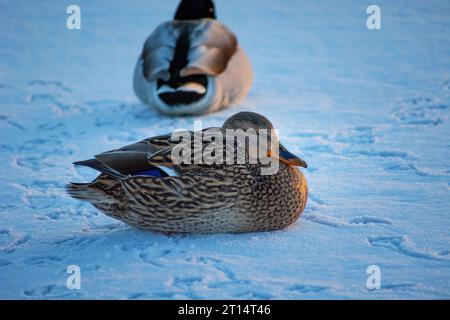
{"left": 268, "top": 144, "right": 307, "bottom": 168}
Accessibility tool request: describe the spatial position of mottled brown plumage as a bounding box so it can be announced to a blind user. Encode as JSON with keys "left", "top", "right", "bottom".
{"left": 67, "top": 112, "right": 308, "bottom": 234}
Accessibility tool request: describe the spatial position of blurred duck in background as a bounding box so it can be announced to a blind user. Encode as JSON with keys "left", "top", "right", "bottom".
{"left": 133, "top": 0, "right": 253, "bottom": 115}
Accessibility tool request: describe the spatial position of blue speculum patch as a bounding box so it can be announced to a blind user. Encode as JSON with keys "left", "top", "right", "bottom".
{"left": 132, "top": 168, "right": 166, "bottom": 177}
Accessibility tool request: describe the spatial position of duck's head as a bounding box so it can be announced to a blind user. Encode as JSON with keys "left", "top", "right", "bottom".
{"left": 222, "top": 112, "right": 307, "bottom": 168}
{"left": 174, "top": 0, "right": 216, "bottom": 20}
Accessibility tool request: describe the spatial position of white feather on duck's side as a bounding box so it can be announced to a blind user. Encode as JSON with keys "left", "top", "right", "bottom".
{"left": 133, "top": 0, "right": 252, "bottom": 115}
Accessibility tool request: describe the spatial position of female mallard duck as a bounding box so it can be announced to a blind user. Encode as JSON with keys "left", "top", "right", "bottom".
{"left": 133, "top": 0, "right": 253, "bottom": 115}
{"left": 67, "top": 112, "right": 308, "bottom": 233}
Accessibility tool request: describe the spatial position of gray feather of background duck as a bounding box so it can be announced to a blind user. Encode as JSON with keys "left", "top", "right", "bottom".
{"left": 142, "top": 20, "right": 237, "bottom": 81}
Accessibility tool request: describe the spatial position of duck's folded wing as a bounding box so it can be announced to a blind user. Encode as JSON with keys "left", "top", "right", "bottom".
{"left": 73, "top": 158, "right": 130, "bottom": 180}
{"left": 92, "top": 133, "right": 181, "bottom": 175}
{"left": 74, "top": 133, "right": 176, "bottom": 177}
{"left": 141, "top": 20, "right": 237, "bottom": 81}
{"left": 75, "top": 128, "right": 226, "bottom": 177}
{"left": 141, "top": 22, "right": 177, "bottom": 81}
{"left": 181, "top": 20, "right": 237, "bottom": 77}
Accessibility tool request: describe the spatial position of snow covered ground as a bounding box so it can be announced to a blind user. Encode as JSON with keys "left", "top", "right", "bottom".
{"left": 1, "top": 0, "right": 450, "bottom": 299}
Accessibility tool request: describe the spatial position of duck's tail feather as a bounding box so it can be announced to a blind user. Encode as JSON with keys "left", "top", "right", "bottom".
{"left": 73, "top": 158, "right": 127, "bottom": 180}
{"left": 66, "top": 182, "right": 115, "bottom": 203}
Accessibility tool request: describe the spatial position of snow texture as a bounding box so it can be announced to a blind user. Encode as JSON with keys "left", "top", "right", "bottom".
{"left": 0, "top": 0, "right": 449, "bottom": 299}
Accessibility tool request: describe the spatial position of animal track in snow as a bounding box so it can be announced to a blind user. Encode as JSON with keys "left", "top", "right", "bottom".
{"left": 28, "top": 80, "right": 72, "bottom": 93}
{"left": 335, "top": 126, "right": 376, "bottom": 145}
{"left": 342, "top": 149, "right": 413, "bottom": 160}
{"left": 304, "top": 214, "right": 393, "bottom": 229}
{"left": 23, "top": 255, "right": 64, "bottom": 266}
{"left": 291, "top": 131, "right": 334, "bottom": 156}
{"left": 303, "top": 214, "right": 347, "bottom": 228}
{"left": 84, "top": 222, "right": 128, "bottom": 234}
{"left": 54, "top": 235, "right": 99, "bottom": 249}
{"left": 13, "top": 136, "right": 75, "bottom": 173}
{"left": 25, "top": 80, "right": 86, "bottom": 117}
{"left": 302, "top": 144, "right": 335, "bottom": 155}
{"left": 195, "top": 256, "right": 252, "bottom": 293}
{"left": 0, "top": 144, "right": 14, "bottom": 153}
{"left": 380, "top": 283, "right": 416, "bottom": 291}
{"left": 169, "top": 254, "right": 261, "bottom": 299}
{"left": 26, "top": 93, "right": 57, "bottom": 103}
{"left": 138, "top": 247, "right": 173, "bottom": 267}
{"left": 164, "top": 255, "right": 257, "bottom": 299}
{"left": 172, "top": 276, "right": 204, "bottom": 289}
{"left": 0, "top": 83, "right": 14, "bottom": 90}
{"left": 167, "top": 275, "right": 204, "bottom": 299}
{"left": 94, "top": 117, "right": 118, "bottom": 128}
{"left": 128, "top": 292, "right": 151, "bottom": 299}
{"left": 0, "top": 205, "right": 16, "bottom": 211}
{"left": 15, "top": 157, "right": 56, "bottom": 172}
{"left": 17, "top": 137, "right": 75, "bottom": 158}
{"left": 349, "top": 217, "right": 392, "bottom": 225}
{"left": 443, "top": 79, "right": 450, "bottom": 92}
{"left": 0, "top": 229, "right": 30, "bottom": 254}
{"left": 13, "top": 181, "right": 66, "bottom": 213}
{"left": 233, "top": 290, "right": 274, "bottom": 300}
{"left": 23, "top": 285, "right": 56, "bottom": 298}
{"left": 288, "top": 284, "right": 330, "bottom": 294}
{"left": 439, "top": 250, "right": 450, "bottom": 257}
{"left": 0, "top": 229, "right": 11, "bottom": 246}
{"left": 23, "top": 284, "right": 81, "bottom": 299}
{"left": 37, "top": 122, "right": 67, "bottom": 133}
{"left": 329, "top": 124, "right": 418, "bottom": 163}
{"left": 294, "top": 132, "right": 329, "bottom": 140}
{"left": 367, "top": 236, "right": 449, "bottom": 261}
{"left": 390, "top": 97, "right": 449, "bottom": 126}
{"left": 383, "top": 163, "right": 450, "bottom": 177}
{"left": 0, "top": 259, "right": 12, "bottom": 267}
{"left": 308, "top": 193, "right": 328, "bottom": 206}
{"left": 0, "top": 114, "right": 25, "bottom": 131}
